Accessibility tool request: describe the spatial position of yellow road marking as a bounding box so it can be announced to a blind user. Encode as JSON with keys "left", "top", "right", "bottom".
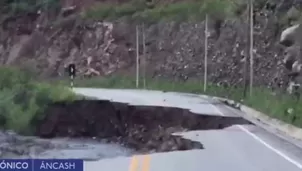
{"left": 129, "top": 156, "right": 139, "bottom": 171}
{"left": 142, "top": 155, "right": 151, "bottom": 171}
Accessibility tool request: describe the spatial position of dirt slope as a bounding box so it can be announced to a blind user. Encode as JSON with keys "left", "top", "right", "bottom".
{"left": 0, "top": 0, "right": 301, "bottom": 89}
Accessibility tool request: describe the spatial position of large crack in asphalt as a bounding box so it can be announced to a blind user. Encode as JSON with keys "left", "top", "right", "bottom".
{"left": 0, "top": 100, "right": 253, "bottom": 159}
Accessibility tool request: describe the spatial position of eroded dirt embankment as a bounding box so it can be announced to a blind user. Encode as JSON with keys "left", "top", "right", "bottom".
{"left": 37, "top": 100, "right": 253, "bottom": 153}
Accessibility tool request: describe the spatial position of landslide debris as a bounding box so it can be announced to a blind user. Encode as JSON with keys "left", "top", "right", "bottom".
{"left": 37, "top": 100, "right": 252, "bottom": 153}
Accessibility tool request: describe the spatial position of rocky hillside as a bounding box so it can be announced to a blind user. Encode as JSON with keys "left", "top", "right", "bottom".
{"left": 0, "top": 0, "right": 301, "bottom": 89}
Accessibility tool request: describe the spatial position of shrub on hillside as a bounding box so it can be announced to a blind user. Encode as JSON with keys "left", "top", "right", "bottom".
{"left": 84, "top": 0, "right": 240, "bottom": 21}
{"left": 0, "top": 67, "right": 76, "bottom": 134}
{"left": 2, "top": 0, "right": 60, "bottom": 15}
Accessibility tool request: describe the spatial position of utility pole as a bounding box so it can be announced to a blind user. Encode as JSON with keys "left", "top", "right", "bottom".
{"left": 243, "top": 3, "right": 249, "bottom": 98}
{"left": 204, "top": 14, "right": 209, "bottom": 92}
{"left": 249, "top": 0, "right": 254, "bottom": 96}
{"left": 142, "top": 23, "right": 146, "bottom": 89}
{"left": 136, "top": 25, "right": 140, "bottom": 88}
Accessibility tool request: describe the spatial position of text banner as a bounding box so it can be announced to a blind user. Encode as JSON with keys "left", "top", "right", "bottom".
{"left": 0, "top": 159, "right": 83, "bottom": 171}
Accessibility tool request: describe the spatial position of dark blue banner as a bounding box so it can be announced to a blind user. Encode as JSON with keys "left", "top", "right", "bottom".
{"left": 0, "top": 159, "right": 83, "bottom": 171}
{"left": 34, "top": 159, "right": 83, "bottom": 171}
{"left": 0, "top": 159, "right": 32, "bottom": 171}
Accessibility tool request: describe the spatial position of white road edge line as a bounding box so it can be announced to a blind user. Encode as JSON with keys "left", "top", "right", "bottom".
{"left": 210, "top": 104, "right": 302, "bottom": 169}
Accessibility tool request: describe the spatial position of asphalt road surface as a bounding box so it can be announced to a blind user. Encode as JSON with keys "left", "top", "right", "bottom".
{"left": 73, "top": 88, "right": 302, "bottom": 171}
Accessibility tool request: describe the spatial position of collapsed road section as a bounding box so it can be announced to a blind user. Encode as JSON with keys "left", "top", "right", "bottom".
{"left": 36, "top": 99, "right": 253, "bottom": 154}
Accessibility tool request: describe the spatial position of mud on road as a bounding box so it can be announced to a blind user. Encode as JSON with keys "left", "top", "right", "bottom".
{"left": 0, "top": 100, "right": 252, "bottom": 159}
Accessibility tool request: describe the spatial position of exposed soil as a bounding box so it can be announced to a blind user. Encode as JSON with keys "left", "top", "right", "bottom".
{"left": 36, "top": 100, "right": 253, "bottom": 153}
{"left": 1, "top": 0, "right": 302, "bottom": 90}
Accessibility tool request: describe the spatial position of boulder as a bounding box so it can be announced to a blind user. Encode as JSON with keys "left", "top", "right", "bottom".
{"left": 280, "top": 24, "right": 300, "bottom": 47}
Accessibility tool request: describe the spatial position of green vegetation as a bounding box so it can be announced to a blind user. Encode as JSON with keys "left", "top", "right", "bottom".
{"left": 0, "top": 67, "right": 76, "bottom": 134}
{"left": 83, "top": 0, "right": 240, "bottom": 22}
{"left": 1, "top": 0, "right": 60, "bottom": 16}
{"left": 1, "top": 0, "right": 302, "bottom": 131}
{"left": 59, "top": 75, "right": 302, "bottom": 128}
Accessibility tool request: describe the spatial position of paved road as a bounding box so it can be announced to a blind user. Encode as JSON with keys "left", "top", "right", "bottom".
{"left": 73, "top": 88, "right": 302, "bottom": 171}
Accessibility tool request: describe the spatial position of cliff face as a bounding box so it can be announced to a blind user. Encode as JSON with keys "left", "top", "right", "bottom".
{"left": 0, "top": 0, "right": 300, "bottom": 89}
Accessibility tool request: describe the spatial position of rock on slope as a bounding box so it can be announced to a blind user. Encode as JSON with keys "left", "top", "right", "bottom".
{"left": 0, "top": 0, "right": 301, "bottom": 89}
